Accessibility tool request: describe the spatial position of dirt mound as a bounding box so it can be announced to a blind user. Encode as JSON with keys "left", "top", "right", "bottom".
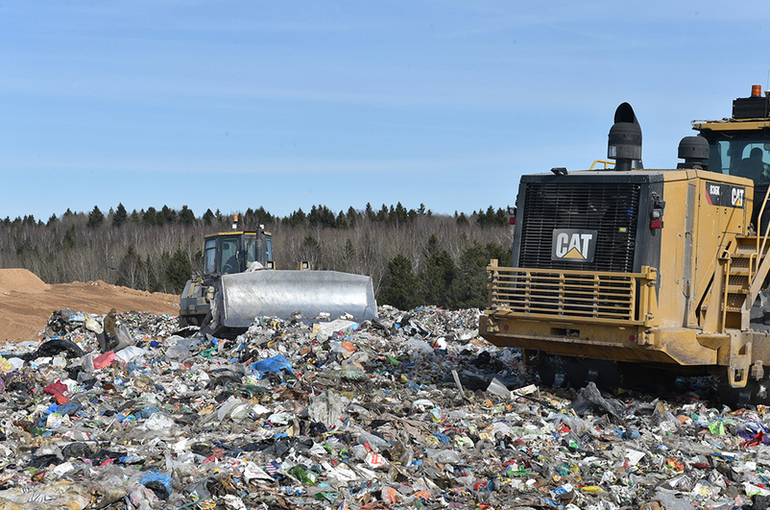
{"left": 0, "top": 268, "right": 48, "bottom": 294}
{"left": 0, "top": 269, "right": 179, "bottom": 344}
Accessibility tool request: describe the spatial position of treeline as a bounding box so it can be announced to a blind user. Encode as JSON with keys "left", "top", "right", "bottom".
{"left": 0, "top": 203, "right": 512, "bottom": 310}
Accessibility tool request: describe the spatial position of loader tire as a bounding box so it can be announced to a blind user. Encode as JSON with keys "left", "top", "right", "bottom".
{"left": 535, "top": 355, "right": 621, "bottom": 390}
{"left": 714, "top": 371, "right": 770, "bottom": 409}
{"left": 178, "top": 314, "right": 205, "bottom": 328}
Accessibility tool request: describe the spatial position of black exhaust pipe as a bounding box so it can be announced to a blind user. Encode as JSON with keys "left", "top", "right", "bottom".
{"left": 608, "top": 103, "right": 643, "bottom": 171}
{"left": 677, "top": 136, "right": 709, "bottom": 170}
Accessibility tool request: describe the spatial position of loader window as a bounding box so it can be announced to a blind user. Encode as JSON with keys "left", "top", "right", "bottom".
{"left": 710, "top": 140, "right": 730, "bottom": 175}
{"left": 243, "top": 236, "right": 258, "bottom": 265}
{"left": 220, "top": 238, "right": 239, "bottom": 274}
{"left": 735, "top": 144, "right": 770, "bottom": 185}
{"left": 711, "top": 140, "right": 770, "bottom": 186}
{"left": 204, "top": 239, "right": 217, "bottom": 274}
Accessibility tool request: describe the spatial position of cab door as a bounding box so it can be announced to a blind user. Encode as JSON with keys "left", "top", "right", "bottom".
{"left": 218, "top": 235, "right": 241, "bottom": 274}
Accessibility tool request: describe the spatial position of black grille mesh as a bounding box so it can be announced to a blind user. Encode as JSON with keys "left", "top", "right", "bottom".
{"left": 519, "top": 182, "right": 641, "bottom": 273}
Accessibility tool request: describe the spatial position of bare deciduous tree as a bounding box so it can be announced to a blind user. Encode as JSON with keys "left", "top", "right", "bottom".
{"left": 0, "top": 205, "right": 512, "bottom": 302}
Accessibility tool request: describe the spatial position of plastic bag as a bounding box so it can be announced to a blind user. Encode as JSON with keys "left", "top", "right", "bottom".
{"left": 85, "top": 316, "right": 103, "bottom": 334}
{"left": 252, "top": 354, "right": 295, "bottom": 375}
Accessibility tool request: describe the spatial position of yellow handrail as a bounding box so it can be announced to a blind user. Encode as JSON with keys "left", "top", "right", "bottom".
{"left": 589, "top": 160, "right": 614, "bottom": 170}
{"left": 721, "top": 258, "right": 731, "bottom": 333}
{"left": 757, "top": 185, "right": 770, "bottom": 258}
{"left": 744, "top": 186, "right": 770, "bottom": 328}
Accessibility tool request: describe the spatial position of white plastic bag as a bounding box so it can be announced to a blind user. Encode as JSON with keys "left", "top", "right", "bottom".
{"left": 85, "top": 316, "right": 103, "bottom": 334}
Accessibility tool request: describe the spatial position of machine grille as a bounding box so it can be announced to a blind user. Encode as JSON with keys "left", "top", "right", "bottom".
{"left": 519, "top": 182, "right": 641, "bottom": 273}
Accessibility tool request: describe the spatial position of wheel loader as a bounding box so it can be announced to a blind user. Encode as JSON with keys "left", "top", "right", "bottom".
{"left": 479, "top": 85, "right": 770, "bottom": 404}
{"left": 179, "top": 218, "right": 377, "bottom": 336}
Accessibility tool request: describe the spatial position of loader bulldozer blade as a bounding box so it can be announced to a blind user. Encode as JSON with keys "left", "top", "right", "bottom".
{"left": 219, "top": 270, "right": 378, "bottom": 327}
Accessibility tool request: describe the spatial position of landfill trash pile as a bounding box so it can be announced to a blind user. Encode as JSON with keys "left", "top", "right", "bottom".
{"left": 1, "top": 306, "right": 770, "bottom": 509}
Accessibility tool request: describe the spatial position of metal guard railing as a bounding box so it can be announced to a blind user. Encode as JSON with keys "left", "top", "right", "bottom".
{"left": 487, "top": 265, "right": 657, "bottom": 326}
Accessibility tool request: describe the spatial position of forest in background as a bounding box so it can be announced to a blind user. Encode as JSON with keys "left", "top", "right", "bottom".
{"left": 0, "top": 202, "right": 512, "bottom": 310}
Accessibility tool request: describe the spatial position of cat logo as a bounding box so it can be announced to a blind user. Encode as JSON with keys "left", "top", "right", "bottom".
{"left": 732, "top": 187, "right": 744, "bottom": 207}
{"left": 551, "top": 229, "right": 598, "bottom": 263}
{"left": 705, "top": 182, "right": 744, "bottom": 209}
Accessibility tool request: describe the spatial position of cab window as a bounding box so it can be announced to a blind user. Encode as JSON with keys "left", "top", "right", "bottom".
{"left": 204, "top": 239, "right": 217, "bottom": 274}
{"left": 220, "top": 238, "right": 239, "bottom": 274}
{"left": 709, "top": 139, "right": 770, "bottom": 186}
{"left": 244, "top": 236, "right": 258, "bottom": 265}
{"left": 265, "top": 237, "right": 273, "bottom": 263}
{"left": 734, "top": 143, "right": 770, "bottom": 185}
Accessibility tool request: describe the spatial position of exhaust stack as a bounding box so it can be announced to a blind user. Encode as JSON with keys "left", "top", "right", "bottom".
{"left": 677, "top": 136, "right": 709, "bottom": 170}
{"left": 608, "top": 103, "right": 643, "bottom": 171}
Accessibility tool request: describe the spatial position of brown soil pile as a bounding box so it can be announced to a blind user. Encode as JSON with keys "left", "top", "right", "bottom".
{"left": 0, "top": 268, "right": 49, "bottom": 294}
{"left": 0, "top": 268, "right": 179, "bottom": 344}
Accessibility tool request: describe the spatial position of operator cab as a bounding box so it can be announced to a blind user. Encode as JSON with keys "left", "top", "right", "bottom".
{"left": 203, "top": 230, "right": 273, "bottom": 276}
{"left": 704, "top": 139, "right": 770, "bottom": 187}
{"left": 693, "top": 85, "right": 770, "bottom": 230}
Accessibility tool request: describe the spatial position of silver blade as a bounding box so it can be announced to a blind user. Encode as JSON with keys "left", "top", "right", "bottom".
{"left": 220, "top": 270, "right": 378, "bottom": 326}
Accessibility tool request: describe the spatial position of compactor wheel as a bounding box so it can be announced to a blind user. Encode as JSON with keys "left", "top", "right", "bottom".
{"left": 533, "top": 355, "right": 681, "bottom": 395}
{"left": 534, "top": 355, "right": 622, "bottom": 389}
{"left": 178, "top": 314, "right": 206, "bottom": 328}
{"left": 714, "top": 371, "right": 770, "bottom": 408}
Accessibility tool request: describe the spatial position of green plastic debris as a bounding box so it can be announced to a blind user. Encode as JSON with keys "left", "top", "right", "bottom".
{"left": 199, "top": 347, "right": 218, "bottom": 359}
{"left": 708, "top": 421, "right": 725, "bottom": 435}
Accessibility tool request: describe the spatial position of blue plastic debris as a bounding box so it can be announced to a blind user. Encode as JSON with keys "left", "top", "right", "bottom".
{"left": 251, "top": 354, "right": 295, "bottom": 375}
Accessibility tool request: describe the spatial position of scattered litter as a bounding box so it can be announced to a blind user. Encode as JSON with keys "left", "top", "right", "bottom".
{"left": 0, "top": 305, "right": 765, "bottom": 509}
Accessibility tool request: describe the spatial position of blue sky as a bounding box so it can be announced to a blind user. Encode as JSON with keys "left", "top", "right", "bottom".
{"left": 2, "top": 1, "right": 769, "bottom": 221}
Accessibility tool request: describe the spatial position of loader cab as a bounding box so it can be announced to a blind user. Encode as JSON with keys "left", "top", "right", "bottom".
{"left": 202, "top": 231, "right": 273, "bottom": 276}
{"left": 700, "top": 136, "right": 770, "bottom": 187}
{"left": 693, "top": 86, "right": 770, "bottom": 229}
{"left": 697, "top": 131, "right": 770, "bottom": 230}
{"left": 179, "top": 229, "right": 274, "bottom": 328}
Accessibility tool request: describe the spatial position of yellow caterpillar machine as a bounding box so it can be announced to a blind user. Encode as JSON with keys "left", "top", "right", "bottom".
{"left": 480, "top": 86, "right": 770, "bottom": 404}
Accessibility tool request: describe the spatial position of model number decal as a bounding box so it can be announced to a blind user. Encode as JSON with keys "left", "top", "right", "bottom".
{"left": 706, "top": 182, "right": 744, "bottom": 208}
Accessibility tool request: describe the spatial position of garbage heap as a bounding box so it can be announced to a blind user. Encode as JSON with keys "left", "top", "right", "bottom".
{"left": 0, "top": 306, "right": 769, "bottom": 509}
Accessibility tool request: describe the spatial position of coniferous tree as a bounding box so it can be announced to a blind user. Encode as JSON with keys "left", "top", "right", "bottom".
{"left": 143, "top": 207, "right": 158, "bottom": 227}
{"left": 165, "top": 248, "right": 192, "bottom": 293}
{"left": 161, "top": 205, "right": 176, "bottom": 225}
{"left": 179, "top": 205, "right": 195, "bottom": 226}
{"left": 87, "top": 206, "right": 104, "bottom": 229}
{"left": 379, "top": 254, "right": 420, "bottom": 310}
{"left": 450, "top": 240, "right": 509, "bottom": 309}
{"left": 62, "top": 227, "right": 77, "bottom": 250}
{"left": 346, "top": 206, "right": 358, "bottom": 228}
{"left": 113, "top": 203, "right": 128, "bottom": 228}
{"left": 419, "top": 248, "right": 456, "bottom": 308}
{"left": 336, "top": 211, "right": 348, "bottom": 229}
{"left": 284, "top": 208, "right": 306, "bottom": 228}
{"left": 116, "top": 244, "right": 143, "bottom": 288}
